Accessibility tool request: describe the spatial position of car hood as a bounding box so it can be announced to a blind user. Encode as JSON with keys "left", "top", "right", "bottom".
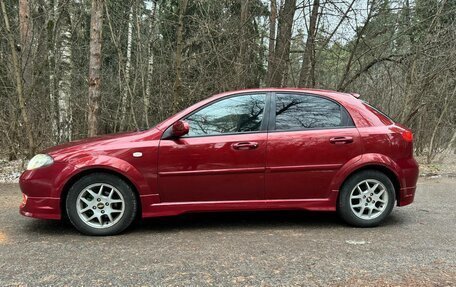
{"left": 44, "top": 129, "right": 161, "bottom": 162}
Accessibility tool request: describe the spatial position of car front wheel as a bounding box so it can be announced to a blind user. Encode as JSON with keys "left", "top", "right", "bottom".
{"left": 338, "top": 170, "right": 395, "bottom": 227}
{"left": 65, "top": 173, "right": 137, "bottom": 236}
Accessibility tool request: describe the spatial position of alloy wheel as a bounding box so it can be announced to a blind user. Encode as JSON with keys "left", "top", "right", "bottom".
{"left": 76, "top": 183, "right": 125, "bottom": 229}
{"left": 349, "top": 179, "right": 389, "bottom": 220}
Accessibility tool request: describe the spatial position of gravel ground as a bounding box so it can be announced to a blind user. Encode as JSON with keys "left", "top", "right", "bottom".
{"left": 0, "top": 178, "right": 455, "bottom": 286}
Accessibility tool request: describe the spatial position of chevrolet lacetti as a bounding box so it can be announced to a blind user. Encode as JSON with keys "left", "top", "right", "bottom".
{"left": 19, "top": 88, "right": 419, "bottom": 235}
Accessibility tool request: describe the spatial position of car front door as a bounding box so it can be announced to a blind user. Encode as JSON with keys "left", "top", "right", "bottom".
{"left": 265, "top": 93, "right": 362, "bottom": 200}
{"left": 158, "top": 93, "right": 269, "bottom": 202}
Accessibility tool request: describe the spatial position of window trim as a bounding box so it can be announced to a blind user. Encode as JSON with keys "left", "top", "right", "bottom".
{"left": 269, "top": 92, "right": 356, "bottom": 133}
{"left": 162, "top": 92, "right": 272, "bottom": 139}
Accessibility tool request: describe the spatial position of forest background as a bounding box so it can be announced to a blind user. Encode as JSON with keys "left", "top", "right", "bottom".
{"left": 0, "top": 0, "right": 455, "bottom": 165}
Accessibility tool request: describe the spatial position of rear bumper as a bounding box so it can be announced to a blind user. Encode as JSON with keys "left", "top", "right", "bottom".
{"left": 397, "top": 186, "right": 416, "bottom": 206}
{"left": 396, "top": 157, "right": 419, "bottom": 207}
{"left": 20, "top": 195, "right": 61, "bottom": 220}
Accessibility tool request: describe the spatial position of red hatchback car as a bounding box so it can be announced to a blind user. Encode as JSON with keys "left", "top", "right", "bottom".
{"left": 19, "top": 88, "right": 419, "bottom": 235}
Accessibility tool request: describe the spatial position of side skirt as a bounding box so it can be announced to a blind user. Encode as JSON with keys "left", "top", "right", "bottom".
{"left": 141, "top": 193, "right": 338, "bottom": 218}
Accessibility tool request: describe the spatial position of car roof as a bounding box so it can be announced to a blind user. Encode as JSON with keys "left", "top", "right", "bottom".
{"left": 204, "top": 88, "right": 362, "bottom": 110}
{"left": 219, "top": 88, "right": 358, "bottom": 100}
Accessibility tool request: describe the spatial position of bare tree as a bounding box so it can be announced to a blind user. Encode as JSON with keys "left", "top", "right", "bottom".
{"left": 235, "top": 0, "right": 250, "bottom": 88}
{"left": 337, "top": 4, "right": 374, "bottom": 91}
{"left": 144, "top": 0, "right": 158, "bottom": 128}
{"left": 172, "top": 0, "right": 189, "bottom": 113}
{"left": 427, "top": 84, "right": 455, "bottom": 163}
{"left": 87, "top": 0, "right": 104, "bottom": 137}
{"left": 1, "top": 0, "right": 35, "bottom": 155}
{"left": 267, "top": 0, "right": 277, "bottom": 80}
{"left": 47, "top": 0, "right": 58, "bottom": 142}
{"left": 19, "top": 0, "right": 33, "bottom": 94}
{"left": 266, "top": 0, "right": 296, "bottom": 87}
{"left": 298, "top": 0, "right": 320, "bottom": 87}
{"left": 119, "top": 6, "right": 134, "bottom": 130}
{"left": 56, "top": 4, "right": 73, "bottom": 142}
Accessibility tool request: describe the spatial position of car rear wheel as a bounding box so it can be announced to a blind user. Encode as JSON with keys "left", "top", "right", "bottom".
{"left": 65, "top": 173, "right": 137, "bottom": 236}
{"left": 338, "top": 170, "right": 395, "bottom": 227}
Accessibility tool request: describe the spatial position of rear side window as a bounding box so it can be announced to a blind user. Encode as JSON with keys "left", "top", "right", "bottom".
{"left": 274, "top": 94, "right": 354, "bottom": 130}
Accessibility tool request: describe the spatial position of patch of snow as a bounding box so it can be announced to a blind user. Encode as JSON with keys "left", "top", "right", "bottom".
{"left": 0, "top": 159, "right": 24, "bottom": 183}
{"left": 345, "top": 240, "right": 368, "bottom": 245}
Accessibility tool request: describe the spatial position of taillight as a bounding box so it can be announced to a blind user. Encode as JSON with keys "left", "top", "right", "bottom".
{"left": 402, "top": 130, "right": 413, "bottom": 142}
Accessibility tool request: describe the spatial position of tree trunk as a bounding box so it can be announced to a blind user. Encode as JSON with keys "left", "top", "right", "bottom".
{"left": 267, "top": 0, "right": 277, "bottom": 81}
{"left": 57, "top": 9, "right": 73, "bottom": 142}
{"left": 87, "top": 0, "right": 104, "bottom": 137}
{"left": 235, "top": 0, "right": 250, "bottom": 88}
{"left": 172, "top": 0, "right": 188, "bottom": 113}
{"left": 144, "top": 0, "right": 157, "bottom": 128}
{"left": 1, "top": 0, "right": 35, "bottom": 155}
{"left": 19, "top": 0, "right": 33, "bottom": 94}
{"left": 47, "top": 0, "right": 58, "bottom": 143}
{"left": 266, "top": 0, "right": 296, "bottom": 87}
{"left": 120, "top": 6, "right": 133, "bottom": 130}
{"left": 104, "top": 3, "right": 123, "bottom": 132}
{"left": 298, "top": 0, "right": 320, "bottom": 87}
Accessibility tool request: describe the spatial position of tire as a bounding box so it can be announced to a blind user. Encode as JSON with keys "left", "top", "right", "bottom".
{"left": 65, "top": 173, "right": 137, "bottom": 236}
{"left": 338, "top": 170, "right": 395, "bottom": 227}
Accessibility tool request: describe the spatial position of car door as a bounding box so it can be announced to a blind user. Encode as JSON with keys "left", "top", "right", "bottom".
{"left": 158, "top": 93, "right": 269, "bottom": 202}
{"left": 265, "top": 93, "right": 362, "bottom": 200}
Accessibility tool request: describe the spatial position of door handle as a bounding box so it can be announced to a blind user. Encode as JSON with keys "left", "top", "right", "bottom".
{"left": 232, "top": 142, "right": 259, "bottom": 150}
{"left": 329, "top": 136, "right": 353, "bottom": 144}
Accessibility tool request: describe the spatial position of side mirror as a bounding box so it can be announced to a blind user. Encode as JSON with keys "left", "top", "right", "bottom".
{"left": 172, "top": 120, "right": 190, "bottom": 137}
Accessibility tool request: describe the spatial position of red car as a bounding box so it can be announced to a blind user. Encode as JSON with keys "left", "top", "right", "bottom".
{"left": 19, "top": 88, "right": 419, "bottom": 235}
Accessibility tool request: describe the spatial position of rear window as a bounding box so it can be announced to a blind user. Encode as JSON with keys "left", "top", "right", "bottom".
{"left": 362, "top": 101, "right": 394, "bottom": 125}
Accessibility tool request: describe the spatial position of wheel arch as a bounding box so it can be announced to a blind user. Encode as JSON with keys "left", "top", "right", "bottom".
{"left": 336, "top": 164, "right": 401, "bottom": 206}
{"left": 60, "top": 168, "right": 142, "bottom": 220}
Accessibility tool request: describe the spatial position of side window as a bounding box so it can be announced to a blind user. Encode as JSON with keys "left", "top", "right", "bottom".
{"left": 275, "top": 94, "right": 352, "bottom": 130}
{"left": 185, "top": 94, "right": 266, "bottom": 137}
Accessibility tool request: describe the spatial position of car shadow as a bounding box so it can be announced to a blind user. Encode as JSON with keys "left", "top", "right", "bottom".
{"left": 21, "top": 210, "right": 406, "bottom": 236}
{"left": 135, "top": 210, "right": 406, "bottom": 233}
{"left": 135, "top": 210, "right": 342, "bottom": 232}
{"left": 22, "top": 218, "right": 76, "bottom": 235}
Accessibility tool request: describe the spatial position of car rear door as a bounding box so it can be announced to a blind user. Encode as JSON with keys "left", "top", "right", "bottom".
{"left": 265, "top": 92, "right": 362, "bottom": 200}
{"left": 158, "top": 93, "right": 270, "bottom": 202}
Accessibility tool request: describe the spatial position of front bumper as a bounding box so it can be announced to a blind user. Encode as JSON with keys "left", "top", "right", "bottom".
{"left": 20, "top": 195, "right": 61, "bottom": 220}
{"left": 19, "top": 162, "right": 76, "bottom": 220}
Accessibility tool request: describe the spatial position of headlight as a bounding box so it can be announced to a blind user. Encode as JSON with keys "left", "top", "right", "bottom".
{"left": 26, "top": 154, "right": 54, "bottom": 170}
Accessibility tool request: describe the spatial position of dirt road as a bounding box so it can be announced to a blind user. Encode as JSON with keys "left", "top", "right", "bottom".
{"left": 0, "top": 178, "right": 455, "bottom": 286}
